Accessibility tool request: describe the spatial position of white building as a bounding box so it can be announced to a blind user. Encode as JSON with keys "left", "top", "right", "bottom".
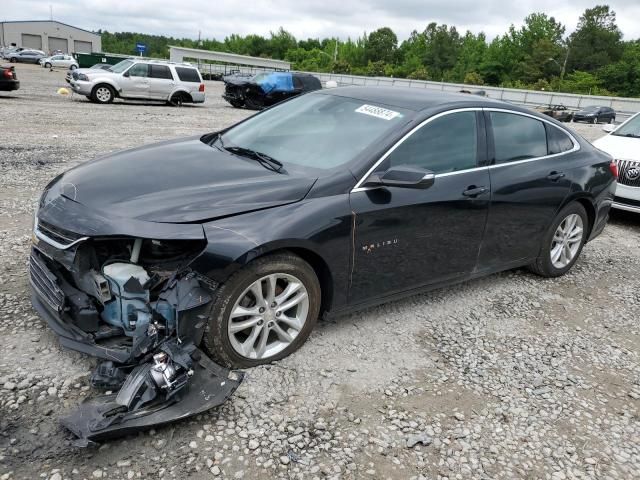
{"left": 0, "top": 20, "right": 101, "bottom": 54}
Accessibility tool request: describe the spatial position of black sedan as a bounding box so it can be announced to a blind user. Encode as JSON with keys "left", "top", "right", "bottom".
{"left": 572, "top": 105, "right": 616, "bottom": 124}
{"left": 32, "top": 87, "right": 616, "bottom": 371}
{"left": 0, "top": 65, "right": 19, "bottom": 91}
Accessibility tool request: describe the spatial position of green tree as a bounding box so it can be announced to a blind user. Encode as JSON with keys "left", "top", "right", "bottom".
{"left": 366, "top": 27, "right": 398, "bottom": 63}
{"left": 568, "top": 5, "right": 623, "bottom": 72}
{"left": 422, "top": 23, "right": 462, "bottom": 80}
{"left": 463, "top": 71, "right": 483, "bottom": 85}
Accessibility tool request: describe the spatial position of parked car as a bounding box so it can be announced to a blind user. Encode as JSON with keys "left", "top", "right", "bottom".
{"left": 572, "top": 106, "right": 616, "bottom": 124}
{"left": 593, "top": 112, "right": 640, "bottom": 213}
{"left": 32, "top": 87, "right": 616, "bottom": 385}
{"left": 535, "top": 104, "right": 573, "bottom": 122}
{"left": 66, "top": 63, "right": 112, "bottom": 83}
{"left": 8, "top": 50, "right": 45, "bottom": 64}
{"left": 222, "top": 71, "right": 322, "bottom": 109}
{"left": 41, "top": 54, "right": 78, "bottom": 69}
{"left": 68, "top": 59, "right": 205, "bottom": 105}
{"left": 0, "top": 64, "right": 19, "bottom": 91}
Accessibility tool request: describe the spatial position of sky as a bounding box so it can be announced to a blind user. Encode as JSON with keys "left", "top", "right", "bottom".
{"left": 5, "top": 0, "right": 640, "bottom": 42}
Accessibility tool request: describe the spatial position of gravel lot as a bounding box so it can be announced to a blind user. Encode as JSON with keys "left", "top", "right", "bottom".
{"left": 1, "top": 64, "right": 639, "bottom": 480}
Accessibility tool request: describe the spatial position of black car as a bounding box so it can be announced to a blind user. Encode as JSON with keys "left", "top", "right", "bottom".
{"left": 572, "top": 105, "right": 616, "bottom": 124}
{"left": 0, "top": 65, "right": 19, "bottom": 91}
{"left": 222, "top": 71, "right": 322, "bottom": 109}
{"left": 31, "top": 87, "right": 616, "bottom": 442}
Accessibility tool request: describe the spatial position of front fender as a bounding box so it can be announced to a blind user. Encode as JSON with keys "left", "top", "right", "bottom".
{"left": 190, "top": 196, "right": 353, "bottom": 310}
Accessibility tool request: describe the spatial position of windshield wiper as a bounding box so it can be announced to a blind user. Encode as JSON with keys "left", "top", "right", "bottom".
{"left": 226, "top": 146, "right": 284, "bottom": 173}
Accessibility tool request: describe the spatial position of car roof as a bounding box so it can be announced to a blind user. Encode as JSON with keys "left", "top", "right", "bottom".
{"left": 318, "top": 86, "right": 511, "bottom": 112}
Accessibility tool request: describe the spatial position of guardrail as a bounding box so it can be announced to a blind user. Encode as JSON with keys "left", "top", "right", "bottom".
{"left": 301, "top": 72, "right": 640, "bottom": 120}
{"left": 199, "top": 64, "right": 640, "bottom": 120}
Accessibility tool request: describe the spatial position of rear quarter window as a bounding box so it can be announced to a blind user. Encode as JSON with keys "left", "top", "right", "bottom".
{"left": 175, "top": 67, "right": 201, "bottom": 82}
{"left": 545, "top": 124, "right": 574, "bottom": 155}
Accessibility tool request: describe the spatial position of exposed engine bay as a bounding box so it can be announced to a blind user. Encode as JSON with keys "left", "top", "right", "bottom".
{"left": 30, "top": 229, "right": 243, "bottom": 446}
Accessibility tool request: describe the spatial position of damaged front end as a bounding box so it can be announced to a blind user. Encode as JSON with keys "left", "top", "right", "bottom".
{"left": 30, "top": 210, "right": 243, "bottom": 445}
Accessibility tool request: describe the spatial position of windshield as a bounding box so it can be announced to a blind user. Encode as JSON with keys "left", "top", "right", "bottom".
{"left": 612, "top": 114, "right": 640, "bottom": 138}
{"left": 109, "top": 60, "right": 133, "bottom": 74}
{"left": 219, "top": 93, "right": 411, "bottom": 170}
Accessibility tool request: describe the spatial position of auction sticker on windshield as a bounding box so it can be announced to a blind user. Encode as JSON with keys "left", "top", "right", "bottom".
{"left": 355, "top": 104, "right": 401, "bottom": 120}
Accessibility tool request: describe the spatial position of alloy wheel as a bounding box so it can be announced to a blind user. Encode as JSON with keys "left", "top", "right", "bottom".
{"left": 550, "top": 213, "right": 584, "bottom": 269}
{"left": 228, "top": 273, "right": 309, "bottom": 360}
{"left": 95, "top": 87, "right": 112, "bottom": 103}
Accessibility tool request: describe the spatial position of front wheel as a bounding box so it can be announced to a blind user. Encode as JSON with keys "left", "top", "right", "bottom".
{"left": 592, "top": 117, "right": 598, "bottom": 124}
{"left": 44, "top": 62, "right": 52, "bottom": 68}
{"left": 91, "top": 84, "right": 114, "bottom": 104}
{"left": 529, "top": 202, "right": 588, "bottom": 278}
{"left": 203, "top": 252, "right": 321, "bottom": 368}
{"left": 70, "top": 64, "right": 77, "bottom": 70}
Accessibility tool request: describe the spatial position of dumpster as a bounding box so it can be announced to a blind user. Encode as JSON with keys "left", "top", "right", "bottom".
{"left": 72, "top": 52, "right": 133, "bottom": 68}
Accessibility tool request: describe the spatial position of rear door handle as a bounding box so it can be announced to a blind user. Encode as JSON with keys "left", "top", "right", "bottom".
{"left": 547, "top": 171, "right": 566, "bottom": 181}
{"left": 462, "top": 186, "right": 488, "bottom": 197}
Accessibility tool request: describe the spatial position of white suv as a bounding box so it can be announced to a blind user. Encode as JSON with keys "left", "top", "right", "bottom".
{"left": 69, "top": 59, "right": 205, "bottom": 105}
{"left": 593, "top": 112, "right": 640, "bottom": 213}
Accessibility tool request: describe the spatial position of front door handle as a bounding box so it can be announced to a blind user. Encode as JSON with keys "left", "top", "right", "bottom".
{"left": 547, "top": 171, "right": 566, "bottom": 181}
{"left": 462, "top": 186, "right": 488, "bottom": 197}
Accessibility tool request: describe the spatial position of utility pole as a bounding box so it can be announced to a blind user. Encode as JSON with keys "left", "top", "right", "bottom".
{"left": 560, "top": 46, "right": 570, "bottom": 84}
{"left": 333, "top": 39, "right": 337, "bottom": 63}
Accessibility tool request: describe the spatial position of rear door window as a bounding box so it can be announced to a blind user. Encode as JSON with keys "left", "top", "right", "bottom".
{"left": 149, "top": 65, "right": 173, "bottom": 80}
{"left": 489, "top": 112, "right": 547, "bottom": 163}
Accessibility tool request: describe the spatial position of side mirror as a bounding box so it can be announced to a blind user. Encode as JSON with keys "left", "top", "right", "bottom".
{"left": 602, "top": 124, "right": 616, "bottom": 133}
{"left": 364, "top": 165, "right": 435, "bottom": 189}
{"left": 123, "top": 71, "right": 130, "bottom": 77}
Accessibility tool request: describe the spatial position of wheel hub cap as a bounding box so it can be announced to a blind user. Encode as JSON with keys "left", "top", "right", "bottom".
{"left": 228, "top": 273, "right": 309, "bottom": 360}
{"left": 550, "top": 213, "right": 584, "bottom": 269}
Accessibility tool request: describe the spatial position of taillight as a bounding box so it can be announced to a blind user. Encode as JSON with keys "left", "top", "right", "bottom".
{"left": 609, "top": 160, "right": 619, "bottom": 179}
{"left": 199, "top": 83, "right": 205, "bottom": 92}
{"left": 2, "top": 69, "right": 13, "bottom": 79}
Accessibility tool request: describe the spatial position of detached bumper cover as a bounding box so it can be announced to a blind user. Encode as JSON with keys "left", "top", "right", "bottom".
{"left": 62, "top": 346, "right": 243, "bottom": 446}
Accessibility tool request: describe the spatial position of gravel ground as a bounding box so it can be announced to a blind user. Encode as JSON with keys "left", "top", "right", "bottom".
{"left": 1, "top": 64, "right": 639, "bottom": 480}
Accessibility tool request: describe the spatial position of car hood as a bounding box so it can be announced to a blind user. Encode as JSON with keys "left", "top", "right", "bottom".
{"left": 53, "top": 136, "right": 317, "bottom": 223}
{"left": 593, "top": 134, "right": 640, "bottom": 161}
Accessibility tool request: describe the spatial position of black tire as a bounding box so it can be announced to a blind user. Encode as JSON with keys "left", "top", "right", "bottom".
{"left": 203, "top": 252, "right": 321, "bottom": 368}
{"left": 592, "top": 116, "right": 598, "bottom": 124}
{"left": 91, "top": 84, "right": 114, "bottom": 104}
{"left": 230, "top": 99, "right": 244, "bottom": 108}
{"left": 44, "top": 62, "right": 52, "bottom": 68}
{"left": 609, "top": 117, "right": 614, "bottom": 124}
{"left": 70, "top": 64, "right": 77, "bottom": 70}
{"left": 9, "top": 58, "right": 16, "bottom": 63}
{"left": 169, "top": 92, "right": 188, "bottom": 106}
{"left": 529, "top": 202, "right": 589, "bottom": 278}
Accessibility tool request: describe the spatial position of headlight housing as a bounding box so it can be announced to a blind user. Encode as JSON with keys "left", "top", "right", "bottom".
{"left": 76, "top": 73, "right": 89, "bottom": 81}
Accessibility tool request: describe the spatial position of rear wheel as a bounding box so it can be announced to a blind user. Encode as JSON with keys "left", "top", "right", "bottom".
{"left": 169, "top": 92, "right": 188, "bottom": 106}
{"left": 592, "top": 117, "right": 598, "bottom": 124}
{"left": 44, "top": 62, "right": 52, "bottom": 68}
{"left": 91, "top": 84, "right": 114, "bottom": 104}
{"left": 609, "top": 116, "right": 614, "bottom": 124}
{"left": 203, "top": 252, "right": 321, "bottom": 368}
{"left": 230, "top": 99, "right": 244, "bottom": 108}
{"left": 529, "top": 202, "right": 588, "bottom": 278}
{"left": 70, "top": 64, "right": 77, "bottom": 70}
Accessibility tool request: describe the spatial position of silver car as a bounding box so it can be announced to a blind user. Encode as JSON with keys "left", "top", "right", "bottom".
{"left": 69, "top": 59, "right": 205, "bottom": 105}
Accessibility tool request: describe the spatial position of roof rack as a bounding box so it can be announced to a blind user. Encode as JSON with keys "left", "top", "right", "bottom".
{"left": 132, "top": 58, "right": 193, "bottom": 67}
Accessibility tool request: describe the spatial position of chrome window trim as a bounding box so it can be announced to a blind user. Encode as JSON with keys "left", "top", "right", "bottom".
{"left": 351, "top": 106, "right": 580, "bottom": 193}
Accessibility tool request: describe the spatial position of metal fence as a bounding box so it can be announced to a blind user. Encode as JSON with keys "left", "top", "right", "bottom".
{"left": 300, "top": 72, "right": 640, "bottom": 120}
{"left": 198, "top": 63, "right": 640, "bottom": 119}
